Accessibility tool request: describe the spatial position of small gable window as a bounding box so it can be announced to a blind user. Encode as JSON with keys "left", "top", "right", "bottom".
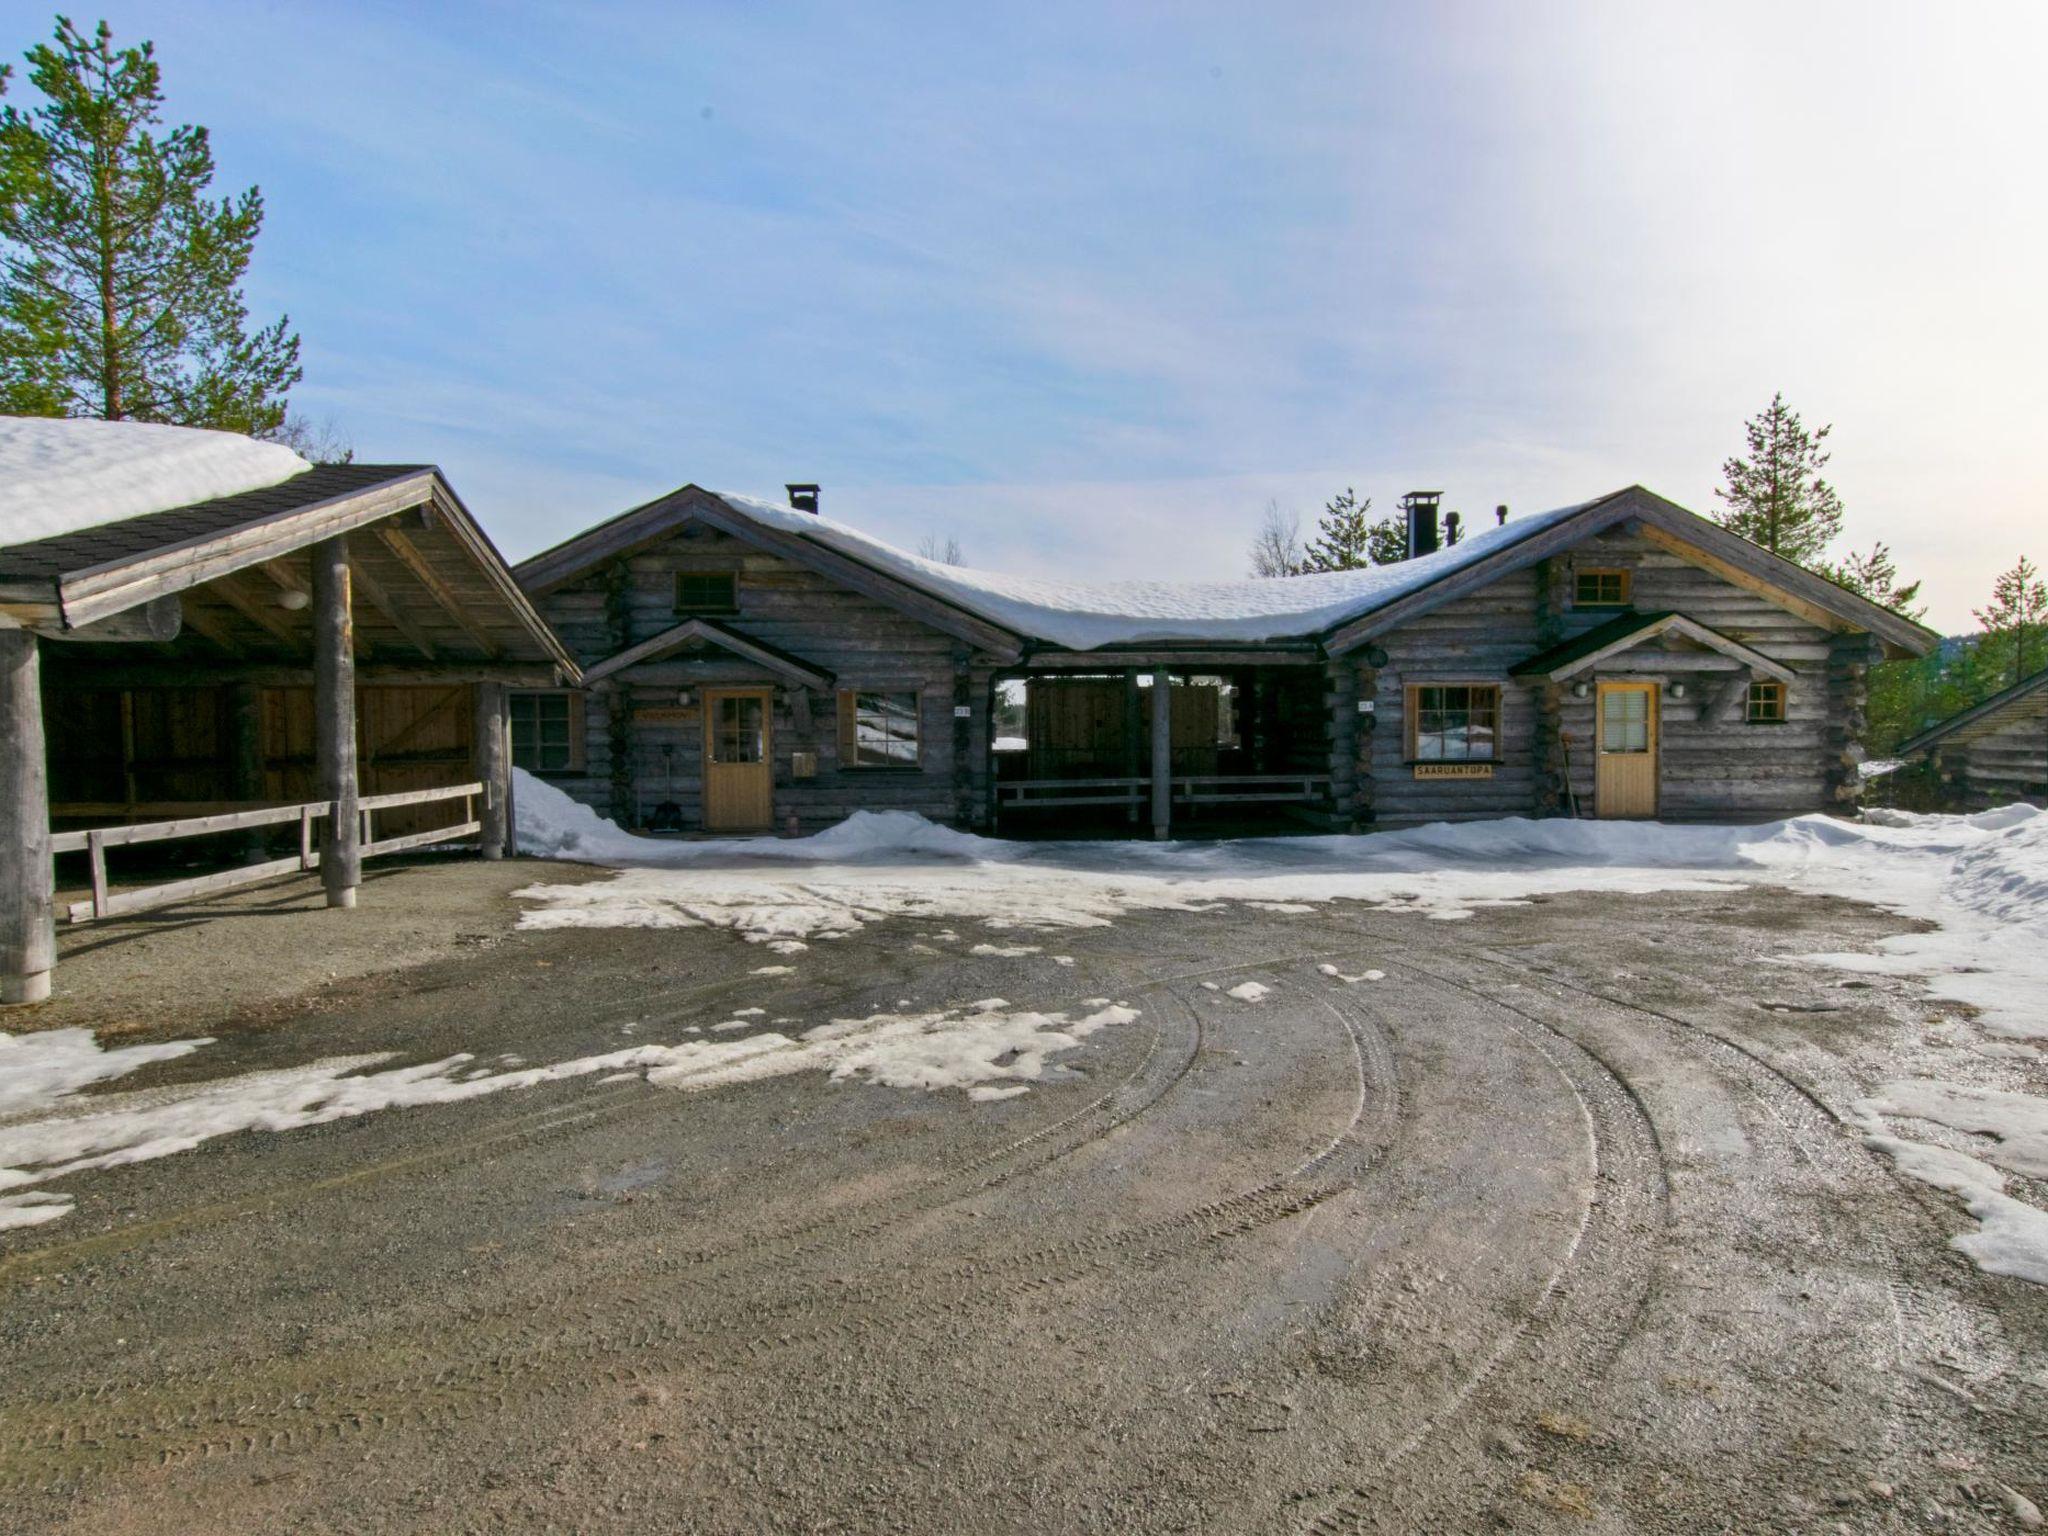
{"left": 838, "top": 690, "right": 921, "bottom": 767}
{"left": 1574, "top": 568, "right": 1631, "bottom": 607}
{"left": 1406, "top": 684, "right": 1500, "bottom": 762}
{"left": 675, "top": 570, "right": 738, "bottom": 615}
{"left": 510, "top": 690, "right": 584, "bottom": 773}
{"left": 1747, "top": 681, "right": 1787, "bottom": 723}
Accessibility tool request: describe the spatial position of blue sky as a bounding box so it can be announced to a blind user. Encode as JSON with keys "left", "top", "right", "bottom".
{"left": 8, "top": 1, "right": 2043, "bottom": 629}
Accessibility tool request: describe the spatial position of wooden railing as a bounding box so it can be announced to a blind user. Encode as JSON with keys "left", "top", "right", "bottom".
{"left": 997, "top": 774, "right": 1333, "bottom": 811}
{"left": 50, "top": 781, "right": 487, "bottom": 924}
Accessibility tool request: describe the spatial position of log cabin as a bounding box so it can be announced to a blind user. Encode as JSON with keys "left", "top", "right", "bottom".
{"left": 1895, "top": 664, "right": 2048, "bottom": 807}
{"left": 0, "top": 417, "right": 579, "bottom": 1004}
{"left": 514, "top": 483, "right": 1936, "bottom": 839}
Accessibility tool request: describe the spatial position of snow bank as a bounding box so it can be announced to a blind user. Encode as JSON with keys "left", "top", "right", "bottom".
{"left": 0, "top": 416, "right": 311, "bottom": 547}
{"left": 0, "top": 999, "right": 1138, "bottom": 1230}
{"left": 713, "top": 490, "right": 1593, "bottom": 650}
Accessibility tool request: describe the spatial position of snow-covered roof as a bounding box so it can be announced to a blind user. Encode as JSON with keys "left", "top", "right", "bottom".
{"left": 710, "top": 491, "right": 1601, "bottom": 650}
{"left": 0, "top": 415, "right": 311, "bottom": 550}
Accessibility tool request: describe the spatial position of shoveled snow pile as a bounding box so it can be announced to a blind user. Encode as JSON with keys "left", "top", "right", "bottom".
{"left": 0, "top": 415, "right": 311, "bottom": 548}
{"left": 0, "top": 1000, "right": 1138, "bottom": 1230}
{"left": 712, "top": 490, "right": 1594, "bottom": 649}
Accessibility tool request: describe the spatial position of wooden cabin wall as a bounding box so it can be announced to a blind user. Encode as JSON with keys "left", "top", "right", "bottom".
{"left": 1551, "top": 530, "right": 1837, "bottom": 818}
{"left": 1938, "top": 706, "right": 2048, "bottom": 807}
{"left": 1367, "top": 526, "right": 1843, "bottom": 824}
{"left": 530, "top": 526, "right": 972, "bottom": 833}
{"left": 1368, "top": 568, "right": 1546, "bottom": 824}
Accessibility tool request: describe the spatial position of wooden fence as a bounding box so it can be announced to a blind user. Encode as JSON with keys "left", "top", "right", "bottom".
{"left": 50, "top": 781, "right": 487, "bottom": 924}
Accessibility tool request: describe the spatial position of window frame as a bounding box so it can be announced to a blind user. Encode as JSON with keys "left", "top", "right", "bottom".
{"left": 1573, "top": 567, "right": 1632, "bottom": 608}
{"left": 508, "top": 688, "right": 585, "bottom": 774}
{"left": 1746, "top": 680, "right": 1788, "bottom": 724}
{"left": 837, "top": 689, "right": 924, "bottom": 770}
{"left": 673, "top": 568, "right": 740, "bottom": 616}
{"left": 1403, "top": 682, "right": 1502, "bottom": 764}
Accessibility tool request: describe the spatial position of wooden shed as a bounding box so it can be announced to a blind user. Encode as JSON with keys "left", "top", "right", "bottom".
{"left": 1895, "top": 664, "right": 2048, "bottom": 808}
{"left": 1, "top": 445, "right": 579, "bottom": 1005}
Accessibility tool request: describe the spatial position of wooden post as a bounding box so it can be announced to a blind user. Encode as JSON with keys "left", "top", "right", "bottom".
{"left": 1, "top": 631, "right": 54, "bottom": 1003}
{"left": 1124, "top": 670, "right": 1143, "bottom": 824}
{"left": 473, "top": 681, "right": 510, "bottom": 859}
{"left": 311, "top": 536, "right": 360, "bottom": 908}
{"left": 1150, "top": 668, "right": 1172, "bottom": 840}
{"left": 1326, "top": 661, "right": 1357, "bottom": 831}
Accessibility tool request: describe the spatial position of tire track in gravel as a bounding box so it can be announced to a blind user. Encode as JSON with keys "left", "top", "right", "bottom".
{"left": 1457, "top": 948, "right": 2027, "bottom": 1437}
{"left": 1, "top": 958, "right": 1400, "bottom": 1490}
{"left": 1303, "top": 957, "right": 1672, "bottom": 1536}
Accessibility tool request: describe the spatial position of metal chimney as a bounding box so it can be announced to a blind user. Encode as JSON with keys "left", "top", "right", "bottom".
{"left": 785, "top": 483, "right": 820, "bottom": 514}
{"left": 1400, "top": 491, "right": 1443, "bottom": 560}
{"left": 1495, "top": 504, "right": 1509, "bottom": 526}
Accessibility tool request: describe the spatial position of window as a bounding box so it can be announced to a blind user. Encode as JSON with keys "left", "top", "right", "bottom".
{"left": 1574, "top": 568, "right": 1631, "bottom": 607}
{"left": 839, "top": 690, "right": 920, "bottom": 767}
{"left": 1600, "top": 686, "right": 1652, "bottom": 753}
{"left": 510, "top": 691, "right": 583, "bottom": 772}
{"left": 1406, "top": 684, "right": 1500, "bottom": 762}
{"left": 675, "top": 570, "right": 738, "bottom": 614}
{"left": 1747, "top": 681, "right": 1787, "bottom": 723}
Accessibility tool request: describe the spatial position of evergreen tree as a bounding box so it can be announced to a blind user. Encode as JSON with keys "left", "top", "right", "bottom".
{"left": 1300, "top": 488, "right": 1407, "bottom": 572}
{"left": 0, "top": 17, "right": 300, "bottom": 431}
{"left": 1974, "top": 555, "right": 2048, "bottom": 689}
{"left": 1713, "top": 392, "right": 1845, "bottom": 564}
{"left": 1824, "top": 541, "right": 1924, "bottom": 618}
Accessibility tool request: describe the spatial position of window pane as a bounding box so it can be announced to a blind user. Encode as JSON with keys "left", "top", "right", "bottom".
{"left": 853, "top": 692, "right": 920, "bottom": 765}
{"left": 676, "top": 571, "right": 738, "bottom": 612}
{"left": 1410, "top": 685, "right": 1498, "bottom": 761}
{"left": 712, "top": 696, "right": 765, "bottom": 763}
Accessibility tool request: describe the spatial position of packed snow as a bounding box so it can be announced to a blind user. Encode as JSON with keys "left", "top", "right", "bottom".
{"left": 0, "top": 1002, "right": 1138, "bottom": 1229}
{"left": 713, "top": 490, "right": 1594, "bottom": 649}
{"left": 0, "top": 416, "right": 311, "bottom": 547}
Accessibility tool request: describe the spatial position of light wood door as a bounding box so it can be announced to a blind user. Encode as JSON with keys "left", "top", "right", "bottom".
{"left": 1595, "top": 681, "right": 1659, "bottom": 818}
{"left": 703, "top": 689, "right": 772, "bottom": 831}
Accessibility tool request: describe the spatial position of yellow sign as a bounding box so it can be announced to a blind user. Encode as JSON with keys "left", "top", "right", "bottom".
{"left": 1413, "top": 762, "right": 1494, "bottom": 780}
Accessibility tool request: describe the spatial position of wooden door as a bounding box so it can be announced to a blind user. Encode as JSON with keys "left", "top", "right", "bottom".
{"left": 703, "top": 689, "right": 773, "bottom": 831}
{"left": 1595, "top": 681, "right": 1658, "bottom": 818}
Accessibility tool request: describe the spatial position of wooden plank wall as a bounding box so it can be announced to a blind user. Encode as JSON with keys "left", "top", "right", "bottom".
{"left": 532, "top": 525, "right": 968, "bottom": 833}
{"left": 1940, "top": 698, "right": 2048, "bottom": 806}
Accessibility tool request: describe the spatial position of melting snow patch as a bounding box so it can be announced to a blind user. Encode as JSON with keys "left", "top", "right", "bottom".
{"left": 750, "top": 965, "right": 795, "bottom": 976}
{"left": 0, "top": 1004, "right": 1141, "bottom": 1229}
{"left": 1317, "top": 964, "right": 1382, "bottom": 984}
{"left": 1228, "top": 982, "right": 1271, "bottom": 1003}
{"left": 970, "top": 942, "right": 1041, "bottom": 958}
{"left": 1862, "top": 1081, "right": 2048, "bottom": 1180}
{"left": 1860, "top": 1128, "right": 2048, "bottom": 1286}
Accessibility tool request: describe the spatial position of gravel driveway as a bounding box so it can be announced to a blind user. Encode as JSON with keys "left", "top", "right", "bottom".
{"left": 2, "top": 862, "right": 2042, "bottom": 1533}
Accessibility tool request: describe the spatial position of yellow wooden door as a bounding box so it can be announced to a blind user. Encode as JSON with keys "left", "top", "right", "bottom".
{"left": 703, "top": 689, "right": 773, "bottom": 831}
{"left": 1595, "top": 681, "right": 1658, "bottom": 818}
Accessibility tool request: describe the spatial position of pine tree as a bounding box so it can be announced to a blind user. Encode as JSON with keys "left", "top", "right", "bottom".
{"left": 1713, "top": 392, "right": 1845, "bottom": 564}
{"left": 1824, "top": 542, "right": 1924, "bottom": 619}
{"left": 1973, "top": 555, "right": 2048, "bottom": 690}
{"left": 1300, "top": 489, "right": 1408, "bottom": 572}
{"left": 0, "top": 18, "right": 301, "bottom": 431}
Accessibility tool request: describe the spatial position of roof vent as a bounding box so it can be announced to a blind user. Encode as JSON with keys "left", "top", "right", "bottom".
{"left": 1400, "top": 491, "right": 1442, "bottom": 560}
{"left": 785, "top": 483, "right": 820, "bottom": 514}
{"left": 1495, "top": 504, "right": 1508, "bottom": 526}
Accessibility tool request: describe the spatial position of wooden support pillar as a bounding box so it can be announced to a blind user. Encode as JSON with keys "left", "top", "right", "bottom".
{"left": 311, "top": 536, "right": 360, "bottom": 908}
{"left": 1326, "top": 661, "right": 1357, "bottom": 831}
{"left": 1150, "top": 669, "right": 1172, "bottom": 840}
{"left": 1124, "top": 670, "right": 1143, "bottom": 824}
{"left": 1, "top": 630, "right": 54, "bottom": 1004}
{"left": 227, "top": 680, "right": 265, "bottom": 858}
{"left": 473, "top": 681, "right": 511, "bottom": 859}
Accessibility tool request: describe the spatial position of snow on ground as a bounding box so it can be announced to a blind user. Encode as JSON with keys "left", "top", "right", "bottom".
{"left": 513, "top": 772, "right": 2048, "bottom": 1284}
{"left": 0, "top": 416, "right": 310, "bottom": 547}
{"left": 0, "top": 1002, "right": 1139, "bottom": 1230}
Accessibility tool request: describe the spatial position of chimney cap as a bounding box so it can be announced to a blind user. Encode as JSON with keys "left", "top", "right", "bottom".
{"left": 1400, "top": 489, "right": 1443, "bottom": 503}
{"left": 785, "top": 482, "right": 820, "bottom": 513}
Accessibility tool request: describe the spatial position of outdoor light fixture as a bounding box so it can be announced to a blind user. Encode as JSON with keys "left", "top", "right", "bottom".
{"left": 1669, "top": 681, "right": 1689, "bottom": 700}
{"left": 276, "top": 589, "right": 310, "bottom": 611}
{"left": 1571, "top": 680, "right": 1591, "bottom": 699}
{"left": 676, "top": 689, "right": 693, "bottom": 707}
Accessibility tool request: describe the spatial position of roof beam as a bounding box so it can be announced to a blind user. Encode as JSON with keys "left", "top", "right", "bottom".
{"left": 208, "top": 571, "right": 305, "bottom": 649}
{"left": 374, "top": 525, "right": 501, "bottom": 658}
{"left": 343, "top": 536, "right": 440, "bottom": 660}
{"left": 583, "top": 617, "right": 833, "bottom": 689}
